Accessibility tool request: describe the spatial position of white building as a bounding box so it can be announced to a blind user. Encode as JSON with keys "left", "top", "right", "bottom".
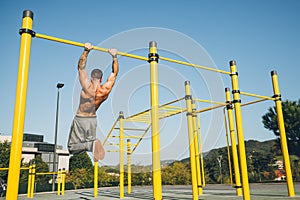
{"left": 0, "top": 133, "right": 69, "bottom": 171}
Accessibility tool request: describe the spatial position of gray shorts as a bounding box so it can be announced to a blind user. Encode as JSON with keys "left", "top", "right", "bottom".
{"left": 67, "top": 115, "right": 97, "bottom": 154}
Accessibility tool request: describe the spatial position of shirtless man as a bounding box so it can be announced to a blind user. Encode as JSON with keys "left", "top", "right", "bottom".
{"left": 68, "top": 42, "right": 118, "bottom": 161}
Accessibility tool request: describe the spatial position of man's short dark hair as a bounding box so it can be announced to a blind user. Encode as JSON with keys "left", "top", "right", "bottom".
{"left": 91, "top": 69, "right": 103, "bottom": 79}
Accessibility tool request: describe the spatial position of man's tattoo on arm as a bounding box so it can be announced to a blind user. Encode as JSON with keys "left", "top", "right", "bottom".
{"left": 78, "top": 54, "right": 87, "bottom": 70}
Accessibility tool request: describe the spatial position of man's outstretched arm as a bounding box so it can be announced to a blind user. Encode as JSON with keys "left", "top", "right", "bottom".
{"left": 103, "top": 48, "right": 119, "bottom": 93}
{"left": 78, "top": 43, "right": 93, "bottom": 91}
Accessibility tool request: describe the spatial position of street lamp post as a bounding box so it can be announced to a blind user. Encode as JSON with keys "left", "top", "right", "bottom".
{"left": 52, "top": 83, "right": 64, "bottom": 192}
{"left": 217, "top": 155, "right": 223, "bottom": 184}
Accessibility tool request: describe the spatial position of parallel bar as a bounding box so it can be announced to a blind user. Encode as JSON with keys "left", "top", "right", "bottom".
{"left": 36, "top": 172, "right": 57, "bottom": 175}
{"left": 35, "top": 33, "right": 149, "bottom": 61}
{"left": 240, "top": 91, "right": 275, "bottom": 101}
{"left": 160, "top": 56, "right": 231, "bottom": 75}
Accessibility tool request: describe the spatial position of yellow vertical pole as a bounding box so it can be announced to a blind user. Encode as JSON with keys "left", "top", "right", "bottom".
{"left": 127, "top": 139, "right": 132, "bottom": 194}
{"left": 7, "top": 10, "right": 34, "bottom": 200}
{"left": 57, "top": 169, "right": 61, "bottom": 195}
{"left": 149, "top": 41, "right": 162, "bottom": 200}
{"left": 192, "top": 101, "right": 202, "bottom": 195}
{"left": 229, "top": 60, "right": 250, "bottom": 200}
{"left": 119, "top": 111, "right": 125, "bottom": 199}
{"left": 185, "top": 81, "right": 198, "bottom": 200}
{"left": 30, "top": 164, "right": 36, "bottom": 198}
{"left": 271, "top": 71, "right": 295, "bottom": 197}
{"left": 94, "top": 162, "right": 98, "bottom": 197}
{"left": 224, "top": 121, "right": 233, "bottom": 186}
{"left": 27, "top": 164, "right": 32, "bottom": 198}
{"left": 225, "top": 88, "right": 242, "bottom": 196}
{"left": 198, "top": 116, "right": 206, "bottom": 187}
{"left": 62, "top": 168, "right": 65, "bottom": 196}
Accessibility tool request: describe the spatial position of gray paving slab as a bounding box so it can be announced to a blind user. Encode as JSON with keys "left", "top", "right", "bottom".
{"left": 1, "top": 183, "right": 300, "bottom": 199}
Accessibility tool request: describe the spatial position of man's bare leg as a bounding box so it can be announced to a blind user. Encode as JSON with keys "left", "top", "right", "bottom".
{"left": 93, "top": 139, "right": 105, "bottom": 161}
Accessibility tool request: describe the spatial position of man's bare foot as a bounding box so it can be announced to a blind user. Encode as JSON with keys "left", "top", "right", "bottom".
{"left": 93, "top": 140, "right": 105, "bottom": 161}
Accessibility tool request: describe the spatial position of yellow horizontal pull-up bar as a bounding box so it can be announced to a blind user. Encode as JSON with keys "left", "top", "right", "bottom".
{"left": 195, "top": 104, "right": 227, "bottom": 114}
{"left": 241, "top": 98, "right": 269, "bottom": 107}
{"left": 36, "top": 33, "right": 230, "bottom": 75}
{"left": 194, "top": 98, "right": 228, "bottom": 106}
{"left": 159, "top": 56, "right": 231, "bottom": 75}
{"left": 35, "top": 33, "right": 149, "bottom": 61}
{"left": 240, "top": 91, "right": 275, "bottom": 101}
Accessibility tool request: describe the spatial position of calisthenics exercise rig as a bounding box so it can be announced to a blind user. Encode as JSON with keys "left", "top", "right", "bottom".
{"left": 7, "top": 10, "right": 294, "bottom": 200}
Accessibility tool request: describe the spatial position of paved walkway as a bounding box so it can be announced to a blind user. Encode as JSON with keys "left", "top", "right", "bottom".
{"left": 2, "top": 183, "right": 300, "bottom": 199}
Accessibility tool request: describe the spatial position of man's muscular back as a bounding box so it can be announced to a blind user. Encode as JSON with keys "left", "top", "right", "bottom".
{"left": 76, "top": 43, "right": 118, "bottom": 117}
{"left": 77, "top": 83, "right": 109, "bottom": 116}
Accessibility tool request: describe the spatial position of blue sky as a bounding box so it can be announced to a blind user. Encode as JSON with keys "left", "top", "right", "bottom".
{"left": 0, "top": 1, "right": 300, "bottom": 166}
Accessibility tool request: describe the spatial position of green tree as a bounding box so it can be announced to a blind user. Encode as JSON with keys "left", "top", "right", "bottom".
{"left": 0, "top": 141, "right": 10, "bottom": 181}
{"left": 69, "top": 152, "right": 93, "bottom": 172}
{"left": 20, "top": 155, "right": 51, "bottom": 185}
{"left": 66, "top": 152, "right": 94, "bottom": 189}
{"left": 162, "top": 162, "right": 190, "bottom": 185}
{"left": 262, "top": 99, "right": 300, "bottom": 156}
{"left": 66, "top": 168, "right": 93, "bottom": 189}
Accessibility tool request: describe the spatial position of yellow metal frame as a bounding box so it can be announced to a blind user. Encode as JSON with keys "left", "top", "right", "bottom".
{"left": 149, "top": 41, "right": 162, "bottom": 200}
{"left": 229, "top": 61, "right": 250, "bottom": 200}
{"left": 119, "top": 112, "right": 125, "bottom": 199}
{"left": 127, "top": 139, "right": 132, "bottom": 194}
{"left": 271, "top": 71, "right": 295, "bottom": 197}
{"left": 191, "top": 101, "right": 202, "bottom": 195}
{"left": 184, "top": 81, "right": 198, "bottom": 200}
{"left": 94, "top": 162, "right": 99, "bottom": 197}
{"left": 7, "top": 10, "right": 34, "bottom": 200}
{"left": 225, "top": 88, "right": 242, "bottom": 196}
{"left": 9, "top": 10, "right": 293, "bottom": 200}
